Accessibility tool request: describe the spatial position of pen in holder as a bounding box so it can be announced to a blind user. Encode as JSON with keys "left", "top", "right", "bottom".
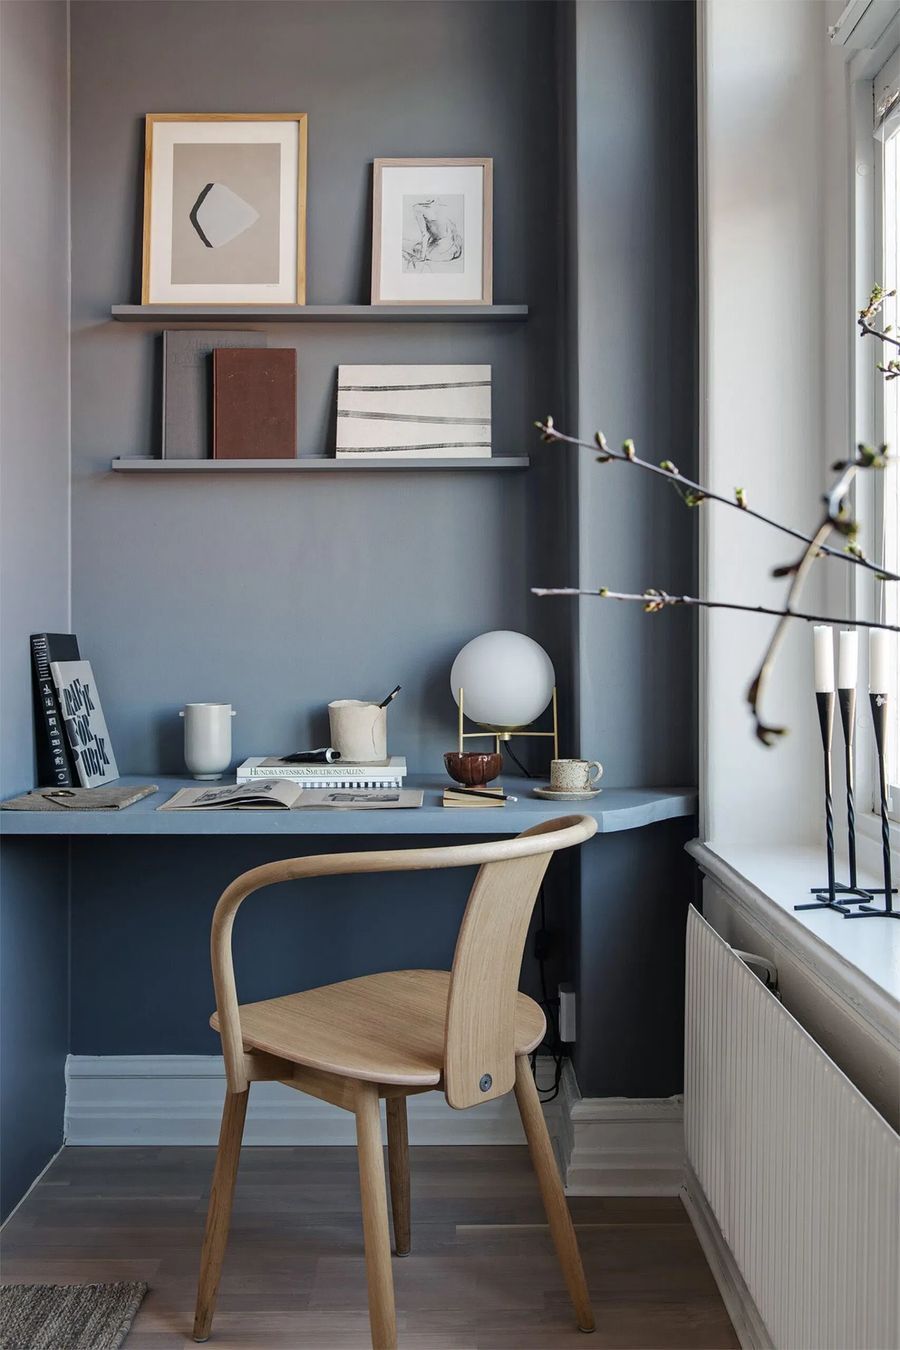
{"left": 795, "top": 689, "right": 850, "bottom": 916}
{"left": 845, "top": 690, "right": 899, "bottom": 920}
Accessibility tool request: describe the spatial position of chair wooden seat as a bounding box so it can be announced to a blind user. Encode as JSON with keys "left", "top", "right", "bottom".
{"left": 212, "top": 969, "right": 546, "bottom": 1087}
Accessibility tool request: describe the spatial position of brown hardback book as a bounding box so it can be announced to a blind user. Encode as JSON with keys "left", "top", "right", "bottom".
{"left": 213, "top": 348, "right": 297, "bottom": 459}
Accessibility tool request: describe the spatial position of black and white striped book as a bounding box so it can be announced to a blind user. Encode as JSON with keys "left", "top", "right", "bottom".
{"left": 335, "top": 364, "right": 491, "bottom": 459}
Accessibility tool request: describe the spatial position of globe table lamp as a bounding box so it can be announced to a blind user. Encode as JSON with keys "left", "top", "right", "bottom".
{"left": 450, "top": 630, "right": 559, "bottom": 765}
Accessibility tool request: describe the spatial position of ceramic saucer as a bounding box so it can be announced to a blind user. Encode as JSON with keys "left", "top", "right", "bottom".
{"left": 532, "top": 786, "right": 602, "bottom": 801}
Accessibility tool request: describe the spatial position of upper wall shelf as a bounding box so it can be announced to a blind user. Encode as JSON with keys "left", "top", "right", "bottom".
{"left": 111, "top": 304, "right": 529, "bottom": 324}
{"left": 112, "top": 456, "right": 529, "bottom": 473}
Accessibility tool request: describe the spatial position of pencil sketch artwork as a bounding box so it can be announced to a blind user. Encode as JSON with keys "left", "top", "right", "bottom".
{"left": 402, "top": 194, "right": 464, "bottom": 273}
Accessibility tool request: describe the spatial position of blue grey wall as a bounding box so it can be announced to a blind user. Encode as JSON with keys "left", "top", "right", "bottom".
{"left": 67, "top": 0, "right": 578, "bottom": 1054}
{"left": 69, "top": 0, "right": 569, "bottom": 775}
{"left": 63, "top": 0, "right": 696, "bottom": 1096}
{"left": 568, "top": 0, "right": 698, "bottom": 1093}
{"left": 0, "top": 0, "right": 71, "bottom": 1219}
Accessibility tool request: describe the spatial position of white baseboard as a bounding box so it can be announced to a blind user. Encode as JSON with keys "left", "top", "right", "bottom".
{"left": 65, "top": 1055, "right": 684, "bottom": 1196}
{"left": 64, "top": 1055, "right": 543, "bottom": 1146}
{"left": 559, "top": 1061, "right": 684, "bottom": 1195}
{"left": 680, "top": 1166, "right": 773, "bottom": 1350}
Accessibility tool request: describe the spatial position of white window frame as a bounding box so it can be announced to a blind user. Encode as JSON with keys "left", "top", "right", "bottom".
{"left": 843, "top": 7, "right": 900, "bottom": 854}
{"left": 872, "top": 50, "right": 900, "bottom": 812}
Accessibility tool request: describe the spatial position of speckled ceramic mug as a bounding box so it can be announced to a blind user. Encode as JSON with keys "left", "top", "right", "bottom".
{"left": 550, "top": 758, "right": 603, "bottom": 792}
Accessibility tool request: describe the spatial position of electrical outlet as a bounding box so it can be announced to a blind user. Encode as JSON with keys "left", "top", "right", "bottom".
{"left": 558, "top": 983, "right": 576, "bottom": 1042}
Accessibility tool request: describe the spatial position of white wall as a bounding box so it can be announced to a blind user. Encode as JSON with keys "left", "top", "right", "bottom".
{"left": 699, "top": 0, "right": 848, "bottom": 846}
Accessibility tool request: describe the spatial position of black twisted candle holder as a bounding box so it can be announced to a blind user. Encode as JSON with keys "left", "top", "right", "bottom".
{"left": 844, "top": 692, "right": 899, "bottom": 920}
{"left": 795, "top": 691, "right": 852, "bottom": 916}
{"left": 808, "top": 687, "right": 870, "bottom": 905}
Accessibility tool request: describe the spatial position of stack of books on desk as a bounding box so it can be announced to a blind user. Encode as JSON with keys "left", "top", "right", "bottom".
{"left": 236, "top": 756, "right": 406, "bottom": 789}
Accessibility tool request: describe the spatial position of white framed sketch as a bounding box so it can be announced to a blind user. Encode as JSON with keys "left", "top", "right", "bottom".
{"left": 142, "top": 114, "right": 308, "bottom": 304}
{"left": 371, "top": 158, "right": 492, "bottom": 305}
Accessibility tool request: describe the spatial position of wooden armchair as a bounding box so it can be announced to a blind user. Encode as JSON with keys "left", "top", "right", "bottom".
{"left": 193, "top": 814, "right": 598, "bottom": 1348}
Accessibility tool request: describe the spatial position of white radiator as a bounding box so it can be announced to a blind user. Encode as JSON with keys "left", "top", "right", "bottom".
{"left": 685, "top": 906, "right": 900, "bottom": 1350}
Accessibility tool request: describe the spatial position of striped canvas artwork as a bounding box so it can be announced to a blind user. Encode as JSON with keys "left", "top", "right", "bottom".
{"left": 335, "top": 365, "right": 491, "bottom": 459}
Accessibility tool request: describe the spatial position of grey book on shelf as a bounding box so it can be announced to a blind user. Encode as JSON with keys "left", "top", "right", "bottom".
{"left": 162, "top": 330, "right": 266, "bottom": 458}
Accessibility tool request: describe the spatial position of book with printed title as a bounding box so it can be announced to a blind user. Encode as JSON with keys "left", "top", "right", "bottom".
{"left": 31, "top": 633, "right": 81, "bottom": 786}
{"left": 236, "top": 756, "right": 406, "bottom": 787}
{"left": 162, "top": 330, "right": 266, "bottom": 459}
{"left": 50, "top": 659, "right": 119, "bottom": 788}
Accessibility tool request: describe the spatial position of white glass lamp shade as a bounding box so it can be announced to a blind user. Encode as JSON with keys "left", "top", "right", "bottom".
{"left": 450, "top": 631, "right": 555, "bottom": 730}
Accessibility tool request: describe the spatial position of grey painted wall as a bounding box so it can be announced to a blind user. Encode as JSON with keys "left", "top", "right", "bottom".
{"left": 572, "top": 0, "right": 697, "bottom": 787}
{"left": 0, "top": 0, "right": 71, "bottom": 1219}
{"left": 1, "top": 843, "right": 69, "bottom": 1220}
{"left": 67, "top": 0, "right": 577, "bottom": 1054}
{"left": 568, "top": 0, "right": 698, "bottom": 1091}
{"left": 63, "top": 0, "right": 696, "bottom": 1097}
{"left": 69, "top": 0, "right": 567, "bottom": 776}
{"left": 1, "top": 0, "right": 71, "bottom": 800}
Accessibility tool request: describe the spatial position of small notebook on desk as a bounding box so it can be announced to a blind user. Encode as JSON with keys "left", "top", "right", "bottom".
{"left": 159, "top": 782, "right": 423, "bottom": 811}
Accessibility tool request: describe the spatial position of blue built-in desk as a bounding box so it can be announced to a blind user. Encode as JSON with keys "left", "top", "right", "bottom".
{"left": 0, "top": 776, "right": 696, "bottom": 837}
{"left": 3, "top": 776, "right": 698, "bottom": 1093}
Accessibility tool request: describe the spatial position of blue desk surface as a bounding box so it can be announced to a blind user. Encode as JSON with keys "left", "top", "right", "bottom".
{"left": 0, "top": 776, "right": 695, "bottom": 837}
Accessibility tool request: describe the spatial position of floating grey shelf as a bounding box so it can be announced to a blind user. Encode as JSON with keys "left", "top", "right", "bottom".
{"left": 111, "top": 456, "right": 530, "bottom": 473}
{"left": 111, "top": 304, "right": 529, "bottom": 324}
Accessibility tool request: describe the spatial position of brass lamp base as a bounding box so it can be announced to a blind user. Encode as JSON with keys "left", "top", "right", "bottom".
{"left": 457, "top": 686, "right": 559, "bottom": 765}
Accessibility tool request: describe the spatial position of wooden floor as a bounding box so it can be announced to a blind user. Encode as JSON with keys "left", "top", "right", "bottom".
{"left": 0, "top": 1146, "right": 738, "bottom": 1349}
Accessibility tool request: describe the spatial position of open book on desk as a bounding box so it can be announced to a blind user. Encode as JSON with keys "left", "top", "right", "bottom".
{"left": 159, "top": 781, "right": 424, "bottom": 811}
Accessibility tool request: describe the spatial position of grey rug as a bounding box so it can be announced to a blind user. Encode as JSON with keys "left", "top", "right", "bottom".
{"left": 0, "top": 1281, "right": 147, "bottom": 1350}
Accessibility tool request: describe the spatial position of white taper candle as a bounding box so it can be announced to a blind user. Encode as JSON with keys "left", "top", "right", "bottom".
{"left": 869, "top": 628, "right": 891, "bottom": 693}
{"left": 838, "top": 629, "right": 858, "bottom": 690}
{"left": 813, "top": 626, "right": 835, "bottom": 694}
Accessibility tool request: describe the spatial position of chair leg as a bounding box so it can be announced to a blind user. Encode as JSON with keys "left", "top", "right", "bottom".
{"left": 386, "top": 1097, "right": 411, "bottom": 1257}
{"left": 193, "top": 1088, "right": 249, "bottom": 1342}
{"left": 355, "top": 1083, "right": 398, "bottom": 1350}
{"left": 514, "top": 1056, "right": 595, "bottom": 1333}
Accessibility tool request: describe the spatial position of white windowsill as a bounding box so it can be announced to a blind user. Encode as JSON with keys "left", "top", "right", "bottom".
{"left": 687, "top": 840, "right": 900, "bottom": 1050}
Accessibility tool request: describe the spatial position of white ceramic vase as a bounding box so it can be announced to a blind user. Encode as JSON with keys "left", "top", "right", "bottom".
{"left": 180, "top": 703, "right": 236, "bottom": 779}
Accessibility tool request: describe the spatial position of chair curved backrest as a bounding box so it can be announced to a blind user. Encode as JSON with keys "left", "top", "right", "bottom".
{"left": 209, "top": 814, "right": 597, "bottom": 1096}
{"left": 443, "top": 815, "right": 595, "bottom": 1107}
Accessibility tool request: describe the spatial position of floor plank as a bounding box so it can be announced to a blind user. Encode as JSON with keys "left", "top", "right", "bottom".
{"left": 0, "top": 1146, "right": 738, "bottom": 1349}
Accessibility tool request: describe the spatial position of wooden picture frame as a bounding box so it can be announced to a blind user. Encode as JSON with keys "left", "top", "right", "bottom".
{"left": 142, "top": 113, "right": 308, "bottom": 305}
{"left": 371, "top": 157, "right": 493, "bottom": 305}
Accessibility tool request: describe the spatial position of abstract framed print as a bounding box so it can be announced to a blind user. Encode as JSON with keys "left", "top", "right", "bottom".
{"left": 142, "top": 114, "right": 308, "bottom": 304}
{"left": 371, "top": 157, "right": 493, "bottom": 305}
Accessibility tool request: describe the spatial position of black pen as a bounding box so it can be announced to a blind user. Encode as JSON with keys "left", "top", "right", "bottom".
{"left": 282, "top": 748, "right": 341, "bottom": 764}
{"left": 378, "top": 685, "right": 402, "bottom": 708}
